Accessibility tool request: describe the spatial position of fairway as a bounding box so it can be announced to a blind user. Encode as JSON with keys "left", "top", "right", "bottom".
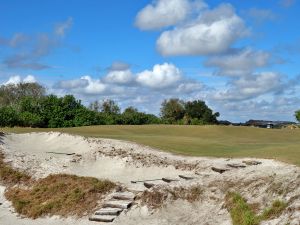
{"left": 2, "top": 125, "right": 300, "bottom": 166}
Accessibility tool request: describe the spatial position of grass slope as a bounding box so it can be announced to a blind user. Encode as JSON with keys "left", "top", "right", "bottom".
{"left": 2, "top": 125, "right": 300, "bottom": 166}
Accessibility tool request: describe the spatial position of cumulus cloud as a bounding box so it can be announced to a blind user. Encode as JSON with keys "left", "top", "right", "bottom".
{"left": 205, "top": 48, "right": 271, "bottom": 76}
{"left": 156, "top": 4, "right": 247, "bottom": 56}
{"left": 212, "top": 72, "right": 282, "bottom": 101}
{"left": 55, "top": 78, "right": 89, "bottom": 89}
{"left": 3, "top": 75, "right": 37, "bottom": 85}
{"left": 104, "top": 70, "right": 134, "bottom": 84}
{"left": 136, "top": 63, "right": 182, "bottom": 88}
{"left": 135, "top": 0, "right": 206, "bottom": 30}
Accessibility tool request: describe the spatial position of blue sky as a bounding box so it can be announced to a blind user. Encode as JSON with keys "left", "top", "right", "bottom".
{"left": 0, "top": 0, "right": 300, "bottom": 122}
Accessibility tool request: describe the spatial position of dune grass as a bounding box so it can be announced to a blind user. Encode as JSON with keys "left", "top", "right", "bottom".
{"left": 2, "top": 125, "right": 300, "bottom": 166}
{"left": 5, "top": 174, "right": 116, "bottom": 218}
{"left": 0, "top": 152, "right": 31, "bottom": 186}
{"left": 225, "top": 192, "right": 287, "bottom": 225}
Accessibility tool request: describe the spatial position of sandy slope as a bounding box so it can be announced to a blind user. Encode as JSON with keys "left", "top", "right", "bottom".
{"left": 0, "top": 132, "right": 299, "bottom": 225}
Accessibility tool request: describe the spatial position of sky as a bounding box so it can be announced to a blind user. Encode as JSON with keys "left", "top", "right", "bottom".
{"left": 0, "top": 0, "right": 300, "bottom": 122}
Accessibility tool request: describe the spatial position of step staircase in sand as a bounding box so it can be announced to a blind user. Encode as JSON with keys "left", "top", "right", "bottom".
{"left": 89, "top": 191, "right": 136, "bottom": 222}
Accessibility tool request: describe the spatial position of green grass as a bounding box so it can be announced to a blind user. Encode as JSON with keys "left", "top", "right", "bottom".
{"left": 225, "top": 193, "right": 287, "bottom": 225}
{"left": 225, "top": 192, "right": 259, "bottom": 225}
{"left": 2, "top": 125, "right": 300, "bottom": 166}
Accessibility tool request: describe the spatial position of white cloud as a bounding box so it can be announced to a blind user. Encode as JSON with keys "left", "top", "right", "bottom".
{"left": 55, "top": 78, "right": 89, "bottom": 89}
{"left": 104, "top": 69, "right": 133, "bottom": 84}
{"left": 135, "top": 0, "right": 204, "bottom": 30}
{"left": 213, "top": 72, "right": 282, "bottom": 101}
{"left": 3, "top": 75, "right": 37, "bottom": 85}
{"left": 136, "top": 63, "right": 182, "bottom": 88}
{"left": 54, "top": 17, "right": 73, "bottom": 37}
{"left": 205, "top": 48, "right": 270, "bottom": 76}
{"left": 23, "top": 75, "right": 37, "bottom": 83}
{"left": 156, "top": 4, "right": 247, "bottom": 56}
{"left": 176, "top": 82, "right": 203, "bottom": 93}
{"left": 80, "top": 76, "right": 106, "bottom": 95}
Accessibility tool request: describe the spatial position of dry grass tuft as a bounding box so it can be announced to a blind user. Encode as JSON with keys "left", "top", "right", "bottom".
{"left": 0, "top": 152, "right": 31, "bottom": 186}
{"left": 5, "top": 174, "right": 116, "bottom": 218}
{"left": 140, "top": 185, "right": 203, "bottom": 209}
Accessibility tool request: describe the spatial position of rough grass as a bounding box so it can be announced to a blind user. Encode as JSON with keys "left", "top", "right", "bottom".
{"left": 5, "top": 174, "right": 116, "bottom": 218}
{"left": 3, "top": 125, "right": 300, "bottom": 166}
{"left": 225, "top": 192, "right": 287, "bottom": 225}
{"left": 140, "top": 185, "right": 203, "bottom": 209}
{"left": 0, "top": 152, "right": 31, "bottom": 186}
{"left": 260, "top": 200, "right": 287, "bottom": 220}
{"left": 225, "top": 192, "right": 259, "bottom": 225}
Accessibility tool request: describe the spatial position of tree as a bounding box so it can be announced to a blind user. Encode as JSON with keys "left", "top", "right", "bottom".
{"left": 160, "top": 98, "right": 185, "bottom": 123}
{"left": 185, "top": 100, "right": 219, "bottom": 124}
{"left": 0, "top": 82, "right": 45, "bottom": 107}
{"left": 101, "top": 99, "right": 120, "bottom": 115}
{"left": 295, "top": 110, "right": 300, "bottom": 122}
{"left": 89, "top": 100, "right": 101, "bottom": 112}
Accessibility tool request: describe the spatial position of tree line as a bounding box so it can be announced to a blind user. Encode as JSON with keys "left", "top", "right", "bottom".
{"left": 0, "top": 82, "right": 220, "bottom": 128}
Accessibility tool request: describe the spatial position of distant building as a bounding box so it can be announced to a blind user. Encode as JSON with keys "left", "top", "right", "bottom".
{"left": 245, "top": 120, "right": 295, "bottom": 129}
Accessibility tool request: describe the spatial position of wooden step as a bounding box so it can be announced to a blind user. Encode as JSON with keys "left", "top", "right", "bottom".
{"left": 95, "top": 207, "right": 123, "bottom": 216}
{"left": 211, "top": 167, "right": 229, "bottom": 174}
{"left": 179, "top": 175, "right": 195, "bottom": 180}
{"left": 242, "top": 160, "right": 262, "bottom": 166}
{"left": 162, "top": 177, "right": 179, "bottom": 183}
{"left": 103, "top": 200, "right": 132, "bottom": 209}
{"left": 89, "top": 215, "right": 116, "bottom": 222}
{"left": 112, "top": 192, "right": 135, "bottom": 201}
{"left": 227, "top": 163, "right": 246, "bottom": 168}
{"left": 144, "top": 182, "right": 155, "bottom": 189}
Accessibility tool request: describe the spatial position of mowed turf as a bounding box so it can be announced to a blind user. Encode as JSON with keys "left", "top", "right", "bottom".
{"left": 2, "top": 125, "right": 300, "bottom": 166}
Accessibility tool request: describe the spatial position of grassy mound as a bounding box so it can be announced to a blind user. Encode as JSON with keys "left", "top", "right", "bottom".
{"left": 5, "top": 174, "right": 116, "bottom": 218}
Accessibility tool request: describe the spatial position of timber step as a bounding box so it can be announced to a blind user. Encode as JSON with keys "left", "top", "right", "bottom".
{"left": 95, "top": 207, "right": 123, "bottom": 216}
{"left": 144, "top": 182, "right": 155, "bottom": 189}
{"left": 89, "top": 215, "right": 116, "bottom": 222}
{"left": 178, "top": 175, "right": 195, "bottom": 180}
{"left": 211, "top": 167, "right": 229, "bottom": 174}
{"left": 227, "top": 163, "right": 247, "bottom": 168}
{"left": 162, "top": 177, "right": 179, "bottom": 183}
{"left": 112, "top": 192, "right": 135, "bottom": 201}
{"left": 242, "top": 160, "right": 262, "bottom": 166}
{"left": 103, "top": 200, "right": 133, "bottom": 209}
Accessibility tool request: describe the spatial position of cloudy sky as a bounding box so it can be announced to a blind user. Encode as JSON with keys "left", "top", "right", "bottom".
{"left": 0, "top": 0, "right": 300, "bottom": 122}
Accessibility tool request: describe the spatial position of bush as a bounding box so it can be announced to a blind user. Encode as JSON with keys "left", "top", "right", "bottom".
{"left": 0, "top": 106, "right": 18, "bottom": 127}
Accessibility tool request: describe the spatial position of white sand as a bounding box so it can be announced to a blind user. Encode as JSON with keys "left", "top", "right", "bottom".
{"left": 0, "top": 132, "right": 299, "bottom": 225}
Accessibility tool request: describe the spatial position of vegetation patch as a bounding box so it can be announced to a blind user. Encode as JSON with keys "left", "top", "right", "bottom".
{"left": 225, "top": 192, "right": 259, "bottom": 225}
{"left": 5, "top": 174, "right": 116, "bottom": 218}
{"left": 225, "top": 192, "right": 287, "bottom": 225}
{"left": 140, "top": 185, "right": 203, "bottom": 209}
{"left": 260, "top": 200, "right": 287, "bottom": 220}
{"left": 0, "top": 152, "right": 31, "bottom": 186}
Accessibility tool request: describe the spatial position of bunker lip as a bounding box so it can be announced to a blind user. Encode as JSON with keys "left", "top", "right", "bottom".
{"left": 0, "top": 132, "right": 299, "bottom": 225}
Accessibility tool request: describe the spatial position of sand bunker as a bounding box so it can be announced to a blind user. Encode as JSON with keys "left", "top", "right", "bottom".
{"left": 0, "top": 132, "right": 299, "bottom": 225}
